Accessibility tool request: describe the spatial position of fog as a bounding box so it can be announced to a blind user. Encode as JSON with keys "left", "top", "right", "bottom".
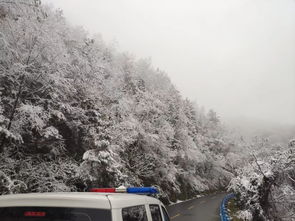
{"left": 44, "top": 0, "right": 295, "bottom": 127}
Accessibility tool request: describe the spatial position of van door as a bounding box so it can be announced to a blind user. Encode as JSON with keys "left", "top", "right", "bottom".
{"left": 160, "top": 206, "right": 170, "bottom": 221}
{"left": 149, "top": 204, "right": 162, "bottom": 221}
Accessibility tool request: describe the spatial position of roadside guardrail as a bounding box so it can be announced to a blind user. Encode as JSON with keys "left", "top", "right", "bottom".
{"left": 220, "top": 193, "right": 235, "bottom": 221}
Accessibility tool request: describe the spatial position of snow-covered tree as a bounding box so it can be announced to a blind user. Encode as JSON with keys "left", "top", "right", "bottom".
{"left": 229, "top": 139, "right": 295, "bottom": 221}
{"left": 0, "top": 0, "right": 235, "bottom": 202}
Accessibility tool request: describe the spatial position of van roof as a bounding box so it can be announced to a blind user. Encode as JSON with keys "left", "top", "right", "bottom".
{"left": 0, "top": 192, "right": 161, "bottom": 209}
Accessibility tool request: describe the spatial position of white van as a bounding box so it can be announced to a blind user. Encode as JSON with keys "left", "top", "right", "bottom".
{"left": 0, "top": 187, "right": 171, "bottom": 221}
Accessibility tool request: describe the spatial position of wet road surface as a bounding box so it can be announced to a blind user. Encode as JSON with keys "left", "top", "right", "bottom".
{"left": 167, "top": 192, "right": 226, "bottom": 221}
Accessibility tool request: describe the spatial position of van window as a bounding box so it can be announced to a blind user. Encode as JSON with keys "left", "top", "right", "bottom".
{"left": 0, "top": 207, "right": 111, "bottom": 221}
{"left": 122, "top": 205, "right": 148, "bottom": 221}
{"left": 149, "top": 205, "right": 162, "bottom": 221}
{"left": 161, "top": 206, "right": 170, "bottom": 221}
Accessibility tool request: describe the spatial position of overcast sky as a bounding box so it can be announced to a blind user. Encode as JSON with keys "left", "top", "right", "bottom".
{"left": 44, "top": 0, "right": 295, "bottom": 126}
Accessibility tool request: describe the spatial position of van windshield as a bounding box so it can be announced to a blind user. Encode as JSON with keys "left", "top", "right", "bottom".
{"left": 0, "top": 207, "right": 112, "bottom": 221}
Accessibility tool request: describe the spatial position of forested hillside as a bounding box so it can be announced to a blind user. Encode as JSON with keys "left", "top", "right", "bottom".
{"left": 0, "top": 0, "right": 234, "bottom": 202}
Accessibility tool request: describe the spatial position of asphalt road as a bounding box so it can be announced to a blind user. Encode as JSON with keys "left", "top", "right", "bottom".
{"left": 167, "top": 192, "right": 227, "bottom": 221}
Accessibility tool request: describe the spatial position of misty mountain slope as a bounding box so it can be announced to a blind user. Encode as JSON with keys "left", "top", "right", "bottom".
{"left": 0, "top": 0, "right": 233, "bottom": 202}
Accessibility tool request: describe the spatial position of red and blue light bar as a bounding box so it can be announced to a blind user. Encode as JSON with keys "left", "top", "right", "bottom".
{"left": 90, "top": 187, "right": 158, "bottom": 194}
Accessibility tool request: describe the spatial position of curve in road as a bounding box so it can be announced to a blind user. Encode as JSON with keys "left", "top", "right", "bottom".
{"left": 167, "top": 192, "right": 227, "bottom": 221}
